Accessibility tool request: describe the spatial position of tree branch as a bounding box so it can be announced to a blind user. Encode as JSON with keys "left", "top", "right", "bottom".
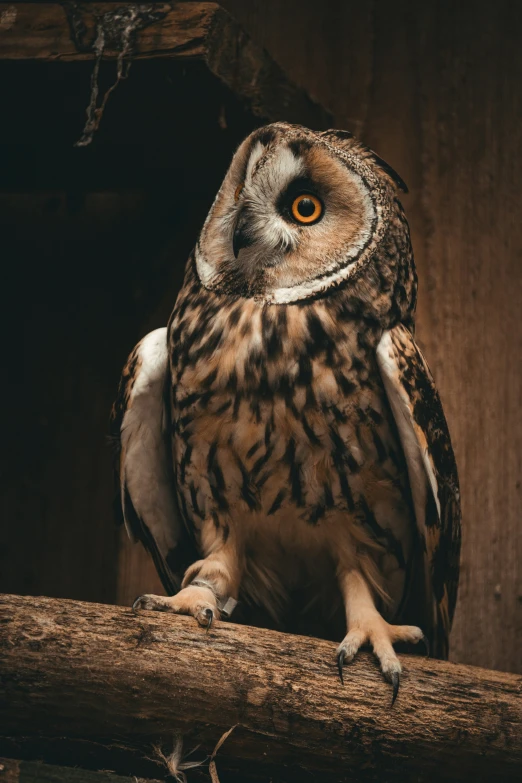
{"left": 0, "top": 594, "right": 520, "bottom": 782}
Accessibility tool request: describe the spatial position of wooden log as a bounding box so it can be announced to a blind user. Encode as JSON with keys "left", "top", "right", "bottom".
{"left": 0, "top": 594, "right": 521, "bottom": 783}
{"left": 0, "top": 2, "right": 330, "bottom": 128}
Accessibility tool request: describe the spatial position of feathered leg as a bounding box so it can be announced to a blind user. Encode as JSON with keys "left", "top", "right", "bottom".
{"left": 133, "top": 535, "right": 241, "bottom": 629}
{"left": 336, "top": 568, "right": 424, "bottom": 703}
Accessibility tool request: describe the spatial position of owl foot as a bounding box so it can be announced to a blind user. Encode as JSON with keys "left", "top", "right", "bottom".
{"left": 336, "top": 618, "right": 425, "bottom": 704}
{"left": 132, "top": 584, "right": 219, "bottom": 628}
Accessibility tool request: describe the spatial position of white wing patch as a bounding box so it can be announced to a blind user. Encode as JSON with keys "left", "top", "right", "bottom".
{"left": 120, "top": 328, "right": 181, "bottom": 570}
{"left": 376, "top": 330, "right": 441, "bottom": 538}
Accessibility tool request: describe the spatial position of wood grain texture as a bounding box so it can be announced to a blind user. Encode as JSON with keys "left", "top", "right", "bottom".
{"left": 0, "top": 3, "right": 211, "bottom": 61}
{"left": 220, "top": 0, "right": 522, "bottom": 675}
{"left": 0, "top": 594, "right": 521, "bottom": 783}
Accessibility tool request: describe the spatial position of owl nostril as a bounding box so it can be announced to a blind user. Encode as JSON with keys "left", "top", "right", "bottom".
{"left": 232, "top": 222, "right": 254, "bottom": 258}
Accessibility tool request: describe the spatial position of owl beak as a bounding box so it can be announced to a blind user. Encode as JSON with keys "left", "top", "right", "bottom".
{"left": 232, "top": 213, "right": 254, "bottom": 258}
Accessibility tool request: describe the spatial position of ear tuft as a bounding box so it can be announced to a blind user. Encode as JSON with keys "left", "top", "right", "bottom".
{"left": 365, "top": 150, "right": 409, "bottom": 194}
{"left": 321, "top": 128, "right": 354, "bottom": 141}
{"left": 321, "top": 129, "right": 409, "bottom": 194}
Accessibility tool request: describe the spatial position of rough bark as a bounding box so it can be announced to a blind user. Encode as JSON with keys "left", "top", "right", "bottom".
{"left": 0, "top": 2, "right": 329, "bottom": 128}
{"left": 0, "top": 594, "right": 520, "bottom": 783}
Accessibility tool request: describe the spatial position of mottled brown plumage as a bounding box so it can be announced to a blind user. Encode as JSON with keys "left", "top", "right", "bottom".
{"left": 112, "top": 123, "right": 461, "bottom": 696}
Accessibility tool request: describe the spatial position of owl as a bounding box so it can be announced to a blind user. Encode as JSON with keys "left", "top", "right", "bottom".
{"left": 111, "top": 123, "right": 461, "bottom": 701}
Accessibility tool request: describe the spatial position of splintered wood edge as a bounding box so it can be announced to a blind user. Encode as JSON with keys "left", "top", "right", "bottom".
{"left": 0, "top": 2, "right": 331, "bottom": 128}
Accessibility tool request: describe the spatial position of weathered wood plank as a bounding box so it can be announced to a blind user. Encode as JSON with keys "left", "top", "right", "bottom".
{"left": 0, "top": 2, "right": 330, "bottom": 128}
{"left": 0, "top": 3, "right": 209, "bottom": 61}
{"left": 0, "top": 594, "right": 521, "bottom": 783}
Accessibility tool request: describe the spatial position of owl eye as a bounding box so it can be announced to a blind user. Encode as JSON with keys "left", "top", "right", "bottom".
{"left": 291, "top": 193, "right": 323, "bottom": 224}
{"left": 234, "top": 183, "right": 244, "bottom": 202}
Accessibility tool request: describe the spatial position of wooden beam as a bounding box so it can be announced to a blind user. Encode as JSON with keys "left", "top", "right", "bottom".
{"left": 0, "top": 3, "right": 209, "bottom": 62}
{"left": 0, "top": 2, "right": 330, "bottom": 128}
{"left": 0, "top": 758, "right": 160, "bottom": 783}
{"left": 0, "top": 594, "right": 521, "bottom": 783}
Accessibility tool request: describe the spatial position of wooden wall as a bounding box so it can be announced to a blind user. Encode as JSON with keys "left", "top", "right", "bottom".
{"left": 0, "top": 58, "right": 258, "bottom": 606}
{"left": 221, "top": 0, "right": 522, "bottom": 674}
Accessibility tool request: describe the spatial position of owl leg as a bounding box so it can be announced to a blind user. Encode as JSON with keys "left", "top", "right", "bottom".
{"left": 133, "top": 540, "right": 241, "bottom": 630}
{"left": 336, "top": 568, "right": 424, "bottom": 703}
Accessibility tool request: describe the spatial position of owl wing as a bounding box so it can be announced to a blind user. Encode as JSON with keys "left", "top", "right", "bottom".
{"left": 110, "top": 328, "right": 196, "bottom": 594}
{"left": 376, "top": 323, "right": 461, "bottom": 658}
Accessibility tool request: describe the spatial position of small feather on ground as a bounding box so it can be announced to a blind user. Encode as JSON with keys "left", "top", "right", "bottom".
{"left": 152, "top": 736, "right": 204, "bottom": 783}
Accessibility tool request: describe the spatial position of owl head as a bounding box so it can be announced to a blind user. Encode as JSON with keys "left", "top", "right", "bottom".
{"left": 196, "top": 123, "right": 416, "bottom": 320}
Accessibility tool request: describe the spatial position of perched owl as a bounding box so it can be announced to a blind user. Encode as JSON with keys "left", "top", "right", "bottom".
{"left": 111, "top": 123, "right": 461, "bottom": 700}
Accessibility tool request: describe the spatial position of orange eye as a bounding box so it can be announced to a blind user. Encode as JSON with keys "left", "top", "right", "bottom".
{"left": 234, "top": 183, "right": 244, "bottom": 202}
{"left": 291, "top": 193, "right": 323, "bottom": 224}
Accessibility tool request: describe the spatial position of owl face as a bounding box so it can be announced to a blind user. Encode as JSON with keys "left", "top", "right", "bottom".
{"left": 196, "top": 123, "right": 410, "bottom": 305}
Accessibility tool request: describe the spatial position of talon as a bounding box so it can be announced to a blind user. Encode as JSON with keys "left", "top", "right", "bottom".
{"left": 204, "top": 608, "right": 214, "bottom": 633}
{"left": 132, "top": 595, "right": 144, "bottom": 612}
{"left": 420, "top": 633, "right": 430, "bottom": 658}
{"left": 337, "top": 650, "right": 345, "bottom": 685}
{"left": 391, "top": 671, "right": 400, "bottom": 705}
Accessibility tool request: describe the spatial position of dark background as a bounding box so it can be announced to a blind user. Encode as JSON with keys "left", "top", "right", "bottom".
{"left": 1, "top": 0, "right": 520, "bottom": 676}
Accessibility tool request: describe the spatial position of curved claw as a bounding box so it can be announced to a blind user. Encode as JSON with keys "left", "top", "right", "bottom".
{"left": 420, "top": 633, "right": 430, "bottom": 658}
{"left": 132, "top": 595, "right": 144, "bottom": 612}
{"left": 204, "top": 608, "right": 214, "bottom": 634}
{"left": 337, "top": 650, "right": 345, "bottom": 685}
{"left": 390, "top": 671, "right": 400, "bottom": 706}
